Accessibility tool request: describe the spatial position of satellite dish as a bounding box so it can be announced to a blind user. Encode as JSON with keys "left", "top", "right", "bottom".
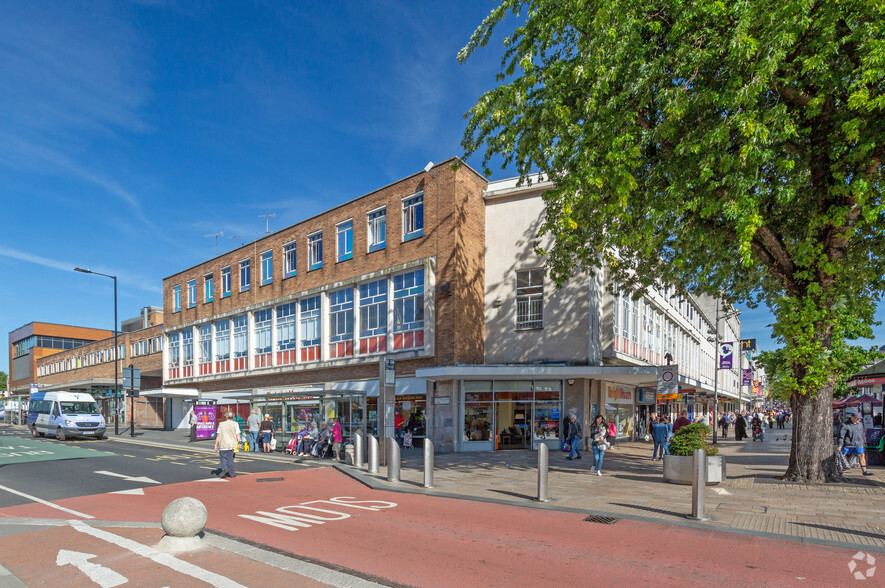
{"left": 424, "top": 161, "right": 434, "bottom": 172}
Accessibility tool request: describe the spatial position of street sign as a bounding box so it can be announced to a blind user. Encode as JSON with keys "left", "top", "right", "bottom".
{"left": 384, "top": 358, "right": 396, "bottom": 387}
{"left": 740, "top": 338, "right": 757, "bottom": 352}
{"left": 122, "top": 366, "right": 141, "bottom": 390}
{"left": 657, "top": 365, "right": 679, "bottom": 396}
{"left": 657, "top": 393, "right": 678, "bottom": 401}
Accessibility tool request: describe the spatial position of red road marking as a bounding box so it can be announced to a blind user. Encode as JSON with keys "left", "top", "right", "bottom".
{"left": 0, "top": 469, "right": 859, "bottom": 585}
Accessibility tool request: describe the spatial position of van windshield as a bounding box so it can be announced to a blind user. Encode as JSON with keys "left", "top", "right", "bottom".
{"left": 60, "top": 402, "right": 100, "bottom": 415}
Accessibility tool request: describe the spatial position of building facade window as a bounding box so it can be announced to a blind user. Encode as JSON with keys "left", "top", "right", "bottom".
{"left": 173, "top": 285, "right": 181, "bottom": 312}
{"left": 168, "top": 333, "right": 180, "bottom": 379}
{"left": 283, "top": 241, "right": 297, "bottom": 278}
{"left": 232, "top": 314, "right": 248, "bottom": 371}
{"left": 276, "top": 302, "right": 297, "bottom": 365}
{"left": 260, "top": 250, "right": 273, "bottom": 286}
{"left": 359, "top": 279, "right": 388, "bottom": 354}
{"left": 182, "top": 329, "right": 194, "bottom": 378}
{"left": 215, "top": 319, "right": 230, "bottom": 373}
{"left": 239, "top": 259, "right": 251, "bottom": 292}
{"left": 402, "top": 193, "right": 424, "bottom": 241}
{"left": 187, "top": 280, "right": 197, "bottom": 308}
{"left": 299, "top": 295, "right": 321, "bottom": 362}
{"left": 367, "top": 207, "right": 386, "bottom": 252}
{"left": 308, "top": 231, "right": 323, "bottom": 271}
{"left": 221, "top": 266, "right": 231, "bottom": 297}
{"left": 336, "top": 220, "right": 353, "bottom": 262}
{"left": 204, "top": 273, "right": 214, "bottom": 303}
{"left": 198, "top": 324, "right": 212, "bottom": 375}
{"left": 329, "top": 287, "right": 354, "bottom": 358}
{"left": 253, "top": 308, "right": 272, "bottom": 368}
{"left": 393, "top": 269, "right": 424, "bottom": 350}
{"left": 515, "top": 269, "right": 543, "bottom": 330}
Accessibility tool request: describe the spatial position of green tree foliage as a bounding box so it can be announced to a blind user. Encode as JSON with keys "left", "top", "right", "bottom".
{"left": 460, "top": 0, "right": 884, "bottom": 482}
{"left": 0, "top": 371, "right": 6, "bottom": 392}
{"left": 759, "top": 346, "right": 880, "bottom": 401}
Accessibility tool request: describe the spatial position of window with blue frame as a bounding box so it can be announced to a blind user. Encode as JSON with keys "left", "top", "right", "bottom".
{"left": 358, "top": 279, "right": 388, "bottom": 354}
{"left": 283, "top": 241, "right": 297, "bottom": 278}
{"left": 173, "top": 285, "right": 181, "bottom": 312}
{"left": 204, "top": 273, "right": 214, "bottom": 303}
{"left": 367, "top": 207, "right": 386, "bottom": 252}
{"left": 329, "top": 288, "right": 354, "bottom": 358}
{"left": 393, "top": 269, "right": 425, "bottom": 350}
{"left": 402, "top": 193, "right": 424, "bottom": 241}
{"left": 337, "top": 220, "right": 353, "bottom": 262}
{"left": 300, "top": 296, "right": 321, "bottom": 361}
{"left": 239, "top": 259, "right": 251, "bottom": 291}
{"left": 308, "top": 231, "right": 323, "bottom": 270}
{"left": 260, "top": 250, "right": 273, "bottom": 285}
{"left": 221, "top": 266, "right": 231, "bottom": 297}
{"left": 253, "top": 308, "right": 272, "bottom": 356}
{"left": 187, "top": 280, "right": 196, "bottom": 308}
{"left": 276, "top": 302, "right": 297, "bottom": 350}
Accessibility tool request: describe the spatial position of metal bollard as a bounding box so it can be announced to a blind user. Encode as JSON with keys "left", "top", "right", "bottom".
{"left": 387, "top": 437, "right": 401, "bottom": 483}
{"left": 423, "top": 438, "right": 435, "bottom": 488}
{"left": 354, "top": 430, "right": 364, "bottom": 469}
{"left": 368, "top": 435, "right": 379, "bottom": 474}
{"left": 537, "top": 443, "right": 549, "bottom": 502}
{"left": 688, "top": 448, "right": 710, "bottom": 521}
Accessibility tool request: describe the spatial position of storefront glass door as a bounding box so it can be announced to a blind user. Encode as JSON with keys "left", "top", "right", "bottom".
{"left": 496, "top": 402, "right": 530, "bottom": 449}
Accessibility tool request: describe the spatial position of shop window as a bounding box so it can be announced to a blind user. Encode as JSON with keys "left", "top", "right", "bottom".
{"left": 359, "top": 279, "right": 387, "bottom": 354}
{"left": 329, "top": 288, "right": 354, "bottom": 358}
{"left": 393, "top": 269, "right": 424, "bottom": 350}
{"left": 232, "top": 314, "right": 248, "bottom": 371}
{"left": 276, "top": 302, "right": 297, "bottom": 365}
{"left": 515, "top": 270, "right": 543, "bottom": 329}
{"left": 215, "top": 319, "right": 230, "bottom": 373}
{"left": 300, "top": 296, "right": 321, "bottom": 362}
{"left": 253, "top": 308, "right": 272, "bottom": 368}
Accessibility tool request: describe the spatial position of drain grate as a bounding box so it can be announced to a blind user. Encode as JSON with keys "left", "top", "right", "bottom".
{"left": 256, "top": 477, "right": 284, "bottom": 483}
{"left": 583, "top": 515, "right": 619, "bottom": 525}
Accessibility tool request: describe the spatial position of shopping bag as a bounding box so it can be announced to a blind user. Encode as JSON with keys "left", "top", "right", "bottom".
{"left": 270, "top": 437, "right": 277, "bottom": 451}
{"left": 835, "top": 448, "right": 851, "bottom": 471}
{"left": 561, "top": 440, "right": 571, "bottom": 452}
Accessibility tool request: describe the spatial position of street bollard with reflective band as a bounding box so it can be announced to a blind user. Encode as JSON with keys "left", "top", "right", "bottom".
{"left": 537, "top": 443, "right": 549, "bottom": 502}
{"left": 387, "top": 437, "right": 401, "bottom": 483}
{"left": 353, "top": 430, "right": 364, "bottom": 468}
{"left": 368, "top": 435, "right": 379, "bottom": 474}
{"left": 687, "top": 448, "right": 710, "bottom": 521}
{"left": 423, "top": 438, "right": 435, "bottom": 488}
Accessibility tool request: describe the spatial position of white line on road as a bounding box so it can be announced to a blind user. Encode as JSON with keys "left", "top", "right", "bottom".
{"left": 71, "top": 522, "right": 246, "bottom": 588}
{"left": 108, "top": 488, "right": 145, "bottom": 495}
{"left": 93, "top": 470, "right": 161, "bottom": 484}
{"left": 0, "top": 484, "right": 93, "bottom": 519}
{"left": 56, "top": 550, "right": 127, "bottom": 587}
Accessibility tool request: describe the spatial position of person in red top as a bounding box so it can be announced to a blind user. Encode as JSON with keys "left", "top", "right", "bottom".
{"left": 331, "top": 417, "right": 344, "bottom": 461}
{"left": 673, "top": 410, "right": 691, "bottom": 433}
{"left": 394, "top": 409, "right": 404, "bottom": 447}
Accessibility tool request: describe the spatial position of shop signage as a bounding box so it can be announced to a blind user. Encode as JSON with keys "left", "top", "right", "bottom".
{"left": 740, "top": 338, "right": 757, "bottom": 352}
{"left": 847, "top": 376, "right": 885, "bottom": 388}
{"left": 606, "top": 385, "right": 634, "bottom": 404}
{"left": 657, "top": 393, "right": 678, "bottom": 401}
{"left": 718, "top": 342, "right": 734, "bottom": 369}
{"left": 657, "top": 365, "right": 678, "bottom": 395}
{"left": 638, "top": 389, "right": 656, "bottom": 403}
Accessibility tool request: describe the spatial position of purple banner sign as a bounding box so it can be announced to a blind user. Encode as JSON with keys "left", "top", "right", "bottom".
{"left": 742, "top": 369, "right": 752, "bottom": 386}
{"left": 195, "top": 405, "right": 216, "bottom": 440}
{"left": 718, "top": 341, "right": 734, "bottom": 370}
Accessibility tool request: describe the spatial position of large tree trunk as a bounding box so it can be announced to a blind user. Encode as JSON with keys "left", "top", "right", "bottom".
{"left": 782, "top": 382, "right": 842, "bottom": 483}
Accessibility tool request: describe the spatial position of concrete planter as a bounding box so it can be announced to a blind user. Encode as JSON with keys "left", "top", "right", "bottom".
{"left": 662, "top": 454, "right": 726, "bottom": 485}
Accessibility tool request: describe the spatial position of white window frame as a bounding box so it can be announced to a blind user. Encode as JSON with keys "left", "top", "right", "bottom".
{"left": 283, "top": 241, "right": 297, "bottom": 278}
{"left": 402, "top": 192, "right": 424, "bottom": 241}
{"left": 308, "top": 231, "right": 323, "bottom": 271}
{"left": 239, "top": 258, "right": 251, "bottom": 292}
{"left": 367, "top": 206, "right": 386, "bottom": 252}
{"left": 515, "top": 269, "right": 544, "bottom": 330}
{"left": 260, "top": 250, "right": 273, "bottom": 286}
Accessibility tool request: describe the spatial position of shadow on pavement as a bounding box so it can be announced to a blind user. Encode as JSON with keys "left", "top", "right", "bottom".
{"left": 610, "top": 502, "right": 682, "bottom": 518}
{"left": 488, "top": 489, "right": 536, "bottom": 501}
{"left": 791, "top": 522, "right": 885, "bottom": 541}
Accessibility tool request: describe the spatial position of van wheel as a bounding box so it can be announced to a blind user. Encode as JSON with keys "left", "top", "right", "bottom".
{"left": 57, "top": 428, "right": 66, "bottom": 442}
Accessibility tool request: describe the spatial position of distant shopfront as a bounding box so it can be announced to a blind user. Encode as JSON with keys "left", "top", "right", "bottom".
{"left": 605, "top": 383, "right": 634, "bottom": 439}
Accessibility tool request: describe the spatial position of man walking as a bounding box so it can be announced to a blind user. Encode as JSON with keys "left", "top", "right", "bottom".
{"left": 246, "top": 410, "right": 260, "bottom": 452}
{"left": 214, "top": 411, "right": 240, "bottom": 478}
{"left": 839, "top": 409, "right": 874, "bottom": 476}
{"left": 673, "top": 410, "right": 691, "bottom": 434}
{"left": 565, "top": 412, "right": 583, "bottom": 460}
{"left": 652, "top": 417, "right": 671, "bottom": 461}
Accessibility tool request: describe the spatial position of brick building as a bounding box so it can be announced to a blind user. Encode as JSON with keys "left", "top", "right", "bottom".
{"left": 162, "top": 159, "right": 487, "bottom": 451}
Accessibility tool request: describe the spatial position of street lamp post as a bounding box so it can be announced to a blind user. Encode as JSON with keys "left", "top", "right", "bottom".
{"left": 708, "top": 299, "right": 741, "bottom": 446}
{"left": 74, "top": 267, "right": 119, "bottom": 436}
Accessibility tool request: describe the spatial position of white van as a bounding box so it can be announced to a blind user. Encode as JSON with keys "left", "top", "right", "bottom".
{"left": 27, "top": 391, "right": 106, "bottom": 440}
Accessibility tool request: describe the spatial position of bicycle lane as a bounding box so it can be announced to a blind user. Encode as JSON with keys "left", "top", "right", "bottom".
{"left": 0, "top": 468, "right": 859, "bottom": 586}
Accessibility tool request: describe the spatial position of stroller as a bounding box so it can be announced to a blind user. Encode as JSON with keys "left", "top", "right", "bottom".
{"left": 752, "top": 423, "right": 764, "bottom": 441}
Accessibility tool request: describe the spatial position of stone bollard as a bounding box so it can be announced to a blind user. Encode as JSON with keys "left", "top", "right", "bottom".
{"left": 156, "top": 497, "right": 207, "bottom": 552}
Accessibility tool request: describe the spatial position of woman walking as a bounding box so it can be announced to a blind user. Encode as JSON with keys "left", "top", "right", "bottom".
{"left": 590, "top": 415, "right": 608, "bottom": 476}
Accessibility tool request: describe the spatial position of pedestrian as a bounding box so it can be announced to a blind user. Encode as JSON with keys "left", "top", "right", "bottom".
{"left": 565, "top": 412, "right": 583, "bottom": 460}
{"left": 590, "top": 415, "right": 607, "bottom": 475}
{"left": 719, "top": 413, "right": 729, "bottom": 438}
{"left": 645, "top": 412, "right": 656, "bottom": 441}
{"left": 734, "top": 412, "right": 747, "bottom": 441}
{"left": 673, "top": 410, "right": 691, "bottom": 434}
{"left": 188, "top": 408, "right": 197, "bottom": 442}
{"left": 839, "top": 409, "right": 874, "bottom": 476}
{"left": 394, "top": 409, "right": 404, "bottom": 447}
{"left": 259, "top": 414, "right": 274, "bottom": 453}
{"left": 652, "top": 417, "right": 671, "bottom": 461}
{"left": 213, "top": 411, "right": 240, "bottom": 478}
{"left": 331, "top": 417, "right": 344, "bottom": 461}
{"left": 246, "top": 410, "right": 261, "bottom": 452}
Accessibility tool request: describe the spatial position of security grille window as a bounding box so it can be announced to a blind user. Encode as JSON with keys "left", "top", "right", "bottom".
{"left": 368, "top": 207, "right": 386, "bottom": 252}
{"left": 260, "top": 250, "right": 273, "bottom": 285}
{"left": 337, "top": 220, "right": 353, "bottom": 262}
{"left": 187, "top": 280, "right": 196, "bottom": 308}
{"left": 232, "top": 314, "right": 248, "bottom": 370}
{"left": 276, "top": 302, "right": 297, "bottom": 365}
{"left": 283, "top": 241, "right": 297, "bottom": 278}
{"left": 173, "top": 285, "right": 181, "bottom": 312}
{"left": 329, "top": 287, "right": 354, "bottom": 358}
{"left": 308, "top": 231, "right": 323, "bottom": 270}
{"left": 204, "top": 273, "right": 214, "bottom": 303}
{"left": 239, "top": 259, "right": 251, "bottom": 292}
{"left": 359, "top": 278, "right": 388, "bottom": 354}
{"left": 402, "top": 193, "right": 424, "bottom": 241}
{"left": 393, "top": 269, "right": 424, "bottom": 350}
{"left": 221, "top": 266, "right": 231, "bottom": 297}
{"left": 515, "top": 270, "right": 544, "bottom": 329}
{"left": 299, "top": 295, "right": 321, "bottom": 361}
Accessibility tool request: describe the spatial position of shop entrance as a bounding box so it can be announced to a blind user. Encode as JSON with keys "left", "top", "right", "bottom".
{"left": 496, "top": 402, "right": 530, "bottom": 450}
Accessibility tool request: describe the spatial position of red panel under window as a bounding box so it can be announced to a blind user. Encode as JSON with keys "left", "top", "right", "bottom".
{"left": 300, "top": 346, "right": 320, "bottom": 362}
{"left": 233, "top": 357, "right": 247, "bottom": 371}
{"left": 359, "top": 336, "right": 387, "bottom": 355}
{"left": 215, "top": 360, "right": 230, "bottom": 373}
{"left": 393, "top": 330, "right": 424, "bottom": 351}
{"left": 255, "top": 353, "right": 271, "bottom": 368}
{"left": 199, "top": 363, "right": 212, "bottom": 376}
{"left": 168, "top": 367, "right": 180, "bottom": 379}
{"left": 182, "top": 366, "right": 193, "bottom": 378}
{"left": 277, "top": 350, "right": 296, "bottom": 365}
{"left": 329, "top": 341, "right": 353, "bottom": 359}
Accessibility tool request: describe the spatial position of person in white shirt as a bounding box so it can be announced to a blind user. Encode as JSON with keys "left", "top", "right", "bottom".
{"left": 214, "top": 411, "right": 241, "bottom": 478}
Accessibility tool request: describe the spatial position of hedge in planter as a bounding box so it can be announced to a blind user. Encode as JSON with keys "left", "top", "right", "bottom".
{"left": 668, "top": 423, "right": 719, "bottom": 457}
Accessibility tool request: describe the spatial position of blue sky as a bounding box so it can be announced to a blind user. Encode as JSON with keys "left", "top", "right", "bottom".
{"left": 1, "top": 1, "right": 882, "bottom": 375}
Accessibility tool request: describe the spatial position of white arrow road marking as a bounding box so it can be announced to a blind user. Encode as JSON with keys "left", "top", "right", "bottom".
{"left": 94, "top": 470, "right": 161, "bottom": 484}
{"left": 108, "top": 488, "right": 145, "bottom": 495}
{"left": 56, "top": 550, "right": 127, "bottom": 588}
{"left": 197, "top": 478, "right": 228, "bottom": 482}
{"left": 71, "top": 522, "right": 245, "bottom": 588}
{"left": 0, "top": 484, "right": 93, "bottom": 519}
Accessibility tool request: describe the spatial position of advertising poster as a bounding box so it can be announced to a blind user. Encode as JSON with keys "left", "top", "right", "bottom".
{"left": 195, "top": 405, "right": 216, "bottom": 439}
{"left": 718, "top": 342, "right": 734, "bottom": 369}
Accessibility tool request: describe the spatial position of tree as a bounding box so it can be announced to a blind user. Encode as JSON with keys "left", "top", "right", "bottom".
{"left": 460, "top": 0, "right": 884, "bottom": 482}
{"left": 0, "top": 371, "right": 6, "bottom": 393}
